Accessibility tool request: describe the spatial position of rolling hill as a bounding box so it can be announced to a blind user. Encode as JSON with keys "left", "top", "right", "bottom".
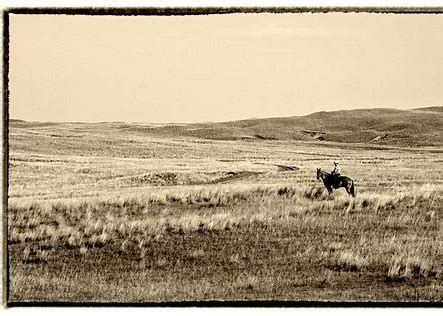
{"left": 10, "top": 107, "right": 443, "bottom": 147}
{"left": 100, "top": 107, "right": 443, "bottom": 146}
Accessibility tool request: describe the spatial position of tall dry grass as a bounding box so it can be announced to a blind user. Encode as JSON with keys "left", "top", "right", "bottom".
{"left": 9, "top": 183, "right": 441, "bottom": 281}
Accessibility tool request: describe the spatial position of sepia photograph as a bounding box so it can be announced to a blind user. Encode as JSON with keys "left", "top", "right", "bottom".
{"left": 3, "top": 6, "right": 443, "bottom": 306}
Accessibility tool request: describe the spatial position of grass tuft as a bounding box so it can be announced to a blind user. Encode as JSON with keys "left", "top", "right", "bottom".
{"left": 387, "top": 256, "right": 438, "bottom": 281}
{"left": 328, "top": 250, "right": 368, "bottom": 272}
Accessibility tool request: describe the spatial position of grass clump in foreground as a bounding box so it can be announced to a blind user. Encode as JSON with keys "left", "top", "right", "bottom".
{"left": 387, "top": 255, "right": 438, "bottom": 281}
{"left": 8, "top": 183, "right": 442, "bottom": 302}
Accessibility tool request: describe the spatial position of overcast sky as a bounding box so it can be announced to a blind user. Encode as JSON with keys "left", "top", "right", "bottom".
{"left": 9, "top": 13, "right": 443, "bottom": 123}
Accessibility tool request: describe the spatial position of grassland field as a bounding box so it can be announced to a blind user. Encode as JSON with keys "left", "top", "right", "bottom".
{"left": 7, "top": 120, "right": 443, "bottom": 303}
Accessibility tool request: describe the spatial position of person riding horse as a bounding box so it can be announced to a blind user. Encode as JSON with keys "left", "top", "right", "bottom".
{"left": 316, "top": 163, "right": 355, "bottom": 197}
{"left": 331, "top": 161, "right": 341, "bottom": 186}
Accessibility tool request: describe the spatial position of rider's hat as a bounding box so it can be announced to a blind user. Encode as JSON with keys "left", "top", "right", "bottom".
{"left": 333, "top": 160, "right": 339, "bottom": 164}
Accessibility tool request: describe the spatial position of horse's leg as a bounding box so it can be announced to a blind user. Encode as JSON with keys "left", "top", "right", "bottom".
{"left": 345, "top": 182, "right": 354, "bottom": 196}
{"left": 349, "top": 181, "right": 356, "bottom": 197}
{"left": 345, "top": 184, "right": 351, "bottom": 195}
{"left": 322, "top": 180, "right": 331, "bottom": 194}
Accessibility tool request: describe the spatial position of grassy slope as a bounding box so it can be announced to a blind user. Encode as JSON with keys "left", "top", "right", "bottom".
{"left": 10, "top": 107, "right": 443, "bottom": 147}
{"left": 140, "top": 107, "right": 442, "bottom": 145}
{"left": 8, "top": 185, "right": 442, "bottom": 302}
{"left": 214, "top": 108, "right": 442, "bottom": 144}
{"left": 412, "top": 106, "right": 443, "bottom": 113}
{"left": 7, "top": 108, "right": 443, "bottom": 303}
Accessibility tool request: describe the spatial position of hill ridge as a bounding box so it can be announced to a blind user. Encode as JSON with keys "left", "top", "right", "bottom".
{"left": 10, "top": 107, "right": 443, "bottom": 146}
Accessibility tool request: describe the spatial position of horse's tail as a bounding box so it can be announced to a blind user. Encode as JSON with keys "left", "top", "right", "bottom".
{"left": 350, "top": 181, "right": 356, "bottom": 197}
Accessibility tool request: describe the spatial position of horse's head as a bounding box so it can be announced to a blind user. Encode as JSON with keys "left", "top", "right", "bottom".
{"left": 316, "top": 168, "right": 328, "bottom": 180}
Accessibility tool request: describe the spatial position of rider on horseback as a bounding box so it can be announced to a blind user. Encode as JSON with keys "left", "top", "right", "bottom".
{"left": 331, "top": 160, "right": 341, "bottom": 176}
{"left": 331, "top": 161, "right": 341, "bottom": 186}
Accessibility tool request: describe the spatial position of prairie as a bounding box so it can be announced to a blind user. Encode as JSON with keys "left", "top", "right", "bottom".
{"left": 7, "top": 110, "right": 443, "bottom": 303}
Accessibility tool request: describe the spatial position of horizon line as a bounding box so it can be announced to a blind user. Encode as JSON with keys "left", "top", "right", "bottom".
{"left": 9, "top": 105, "right": 441, "bottom": 125}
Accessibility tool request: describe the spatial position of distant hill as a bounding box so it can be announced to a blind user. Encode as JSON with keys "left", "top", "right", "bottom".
{"left": 127, "top": 107, "right": 442, "bottom": 146}
{"left": 10, "top": 107, "right": 443, "bottom": 146}
{"left": 412, "top": 106, "right": 443, "bottom": 113}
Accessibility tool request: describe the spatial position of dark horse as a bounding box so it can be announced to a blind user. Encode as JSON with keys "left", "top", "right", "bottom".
{"left": 316, "top": 168, "right": 356, "bottom": 197}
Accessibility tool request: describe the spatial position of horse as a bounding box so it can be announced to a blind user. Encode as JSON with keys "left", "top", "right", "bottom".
{"left": 316, "top": 168, "right": 356, "bottom": 197}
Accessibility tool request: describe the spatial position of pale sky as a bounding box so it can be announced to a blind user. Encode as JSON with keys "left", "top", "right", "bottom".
{"left": 9, "top": 13, "right": 443, "bottom": 123}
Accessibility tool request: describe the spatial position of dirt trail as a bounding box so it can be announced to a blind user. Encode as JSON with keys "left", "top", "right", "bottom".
{"left": 275, "top": 164, "right": 299, "bottom": 172}
{"left": 209, "top": 163, "right": 299, "bottom": 184}
{"left": 208, "top": 171, "right": 262, "bottom": 184}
